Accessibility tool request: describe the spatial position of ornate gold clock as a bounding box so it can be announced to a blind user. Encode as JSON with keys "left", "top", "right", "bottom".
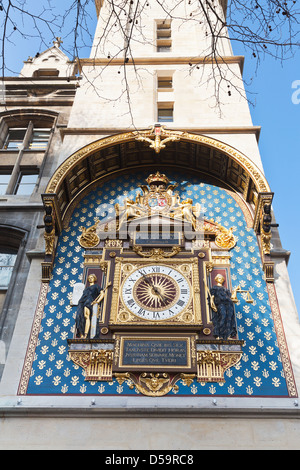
{"left": 67, "top": 172, "right": 245, "bottom": 395}
{"left": 122, "top": 264, "right": 191, "bottom": 321}
{"left": 110, "top": 258, "right": 202, "bottom": 327}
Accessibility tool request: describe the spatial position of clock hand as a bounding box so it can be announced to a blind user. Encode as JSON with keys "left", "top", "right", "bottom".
{"left": 138, "top": 271, "right": 162, "bottom": 302}
{"left": 139, "top": 271, "right": 161, "bottom": 293}
{"left": 138, "top": 270, "right": 154, "bottom": 287}
{"left": 152, "top": 285, "right": 169, "bottom": 306}
{"left": 138, "top": 271, "right": 171, "bottom": 306}
{"left": 152, "top": 277, "right": 172, "bottom": 306}
{"left": 158, "top": 293, "right": 167, "bottom": 306}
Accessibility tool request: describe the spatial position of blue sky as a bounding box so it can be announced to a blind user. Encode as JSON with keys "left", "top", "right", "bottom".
{"left": 239, "top": 51, "right": 300, "bottom": 316}
{"left": 2, "top": 1, "right": 300, "bottom": 315}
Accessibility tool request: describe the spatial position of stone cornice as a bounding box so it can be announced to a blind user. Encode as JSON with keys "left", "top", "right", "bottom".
{"left": 59, "top": 126, "right": 261, "bottom": 141}
{"left": 0, "top": 396, "right": 299, "bottom": 418}
{"left": 76, "top": 55, "right": 245, "bottom": 73}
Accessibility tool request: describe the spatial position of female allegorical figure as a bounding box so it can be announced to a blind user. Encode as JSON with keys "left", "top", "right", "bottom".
{"left": 209, "top": 274, "right": 237, "bottom": 340}
{"left": 75, "top": 274, "right": 104, "bottom": 339}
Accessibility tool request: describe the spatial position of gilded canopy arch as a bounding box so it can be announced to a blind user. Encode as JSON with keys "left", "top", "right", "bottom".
{"left": 44, "top": 129, "right": 272, "bottom": 233}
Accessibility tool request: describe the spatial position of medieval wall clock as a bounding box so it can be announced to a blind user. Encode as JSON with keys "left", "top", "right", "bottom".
{"left": 63, "top": 171, "right": 249, "bottom": 393}
{"left": 122, "top": 264, "right": 191, "bottom": 321}
{"left": 109, "top": 257, "right": 202, "bottom": 327}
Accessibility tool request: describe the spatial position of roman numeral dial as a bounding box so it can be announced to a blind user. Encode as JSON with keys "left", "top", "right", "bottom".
{"left": 122, "top": 264, "right": 191, "bottom": 321}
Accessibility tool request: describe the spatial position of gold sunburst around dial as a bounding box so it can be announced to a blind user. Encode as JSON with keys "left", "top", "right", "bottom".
{"left": 121, "top": 265, "right": 191, "bottom": 321}
{"left": 133, "top": 272, "right": 180, "bottom": 311}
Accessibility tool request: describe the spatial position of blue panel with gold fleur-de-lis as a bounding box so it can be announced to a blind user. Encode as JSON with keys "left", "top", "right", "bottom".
{"left": 24, "top": 169, "right": 292, "bottom": 397}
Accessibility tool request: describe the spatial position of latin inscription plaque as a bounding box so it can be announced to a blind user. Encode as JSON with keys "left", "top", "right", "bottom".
{"left": 119, "top": 337, "right": 190, "bottom": 369}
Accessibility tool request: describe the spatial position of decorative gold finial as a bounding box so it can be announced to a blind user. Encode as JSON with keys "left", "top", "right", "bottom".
{"left": 135, "top": 125, "right": 182, "bottom": 154}
{"left": 145, "top": 171, "right": 170, "bottom": 186}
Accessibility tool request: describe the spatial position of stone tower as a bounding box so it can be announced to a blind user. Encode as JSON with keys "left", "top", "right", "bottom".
{"left": 0, "top": 0, "right": 299, "bottom": 450}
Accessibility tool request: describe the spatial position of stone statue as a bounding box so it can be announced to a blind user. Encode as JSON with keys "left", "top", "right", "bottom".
{"left": 172, "top": 198, "right": 201, "bottom": 231}
{"left": 115, "top": 198, "right": 146, "bottom": 230}
{"left": 75, "top": 274, "right": 104, "bottom": 339}
{"left": 209, "top": 274, "right": 237, "bottom": 340}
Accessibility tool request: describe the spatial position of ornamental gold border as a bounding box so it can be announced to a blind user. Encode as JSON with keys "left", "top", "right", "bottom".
{"left": 110, "top": 257, "right": 202, "bottom": 326}
{"left": 45, "top": 131, "right": 270, "bottom": 198}
{"left": 267, "top": 283, "right": 298, "bottom": 398}
{"left": 17, "top": 283, "right": 49, "bottom": 395}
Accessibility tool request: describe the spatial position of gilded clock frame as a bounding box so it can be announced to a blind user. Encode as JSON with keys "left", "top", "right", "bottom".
{"left": 109, "top": 257, "right": 202, "bottom": 327}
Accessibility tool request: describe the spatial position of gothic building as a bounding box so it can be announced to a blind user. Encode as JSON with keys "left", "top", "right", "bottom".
{"left": 0, "top": 1, "right": 299, "bottom": 449}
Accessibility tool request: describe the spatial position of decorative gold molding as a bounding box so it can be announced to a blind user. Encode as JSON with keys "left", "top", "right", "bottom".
{"left": 179, "top": 133, "right": 270, "bottom": 194}
{"left": 115, "top": 371, "right": 196, "bottom": 397}
{"left": 69, "top": 349, "right": 114, "bottom": 381}
{"left": 46, "top": 132, "right": 136, "bottom": 195}
{"left": 45, "top": 131, "right": 271, "bottom": 210}
{"left": 135, "top": 126, "right": 182, "bottom": 154}
{"left": 261, "top": 231, "right": 272, "bottom": 256}
{"left": 264, "top": 261, "right": 275, "bottom": 283}
{"left": 133, "top": 245, "right": 181, "bottom": 259}
{"left": 44, "top": 228, "right": 56, "bottom": 256}
{"left": 197, "top": 350, "right": 243, "bottom": 383}
{"left": 136, "top": 372, "right": 178, "bottom": 396}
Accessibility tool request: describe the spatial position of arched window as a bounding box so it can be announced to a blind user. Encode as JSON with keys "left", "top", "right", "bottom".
{"left": 0, "top": 225, "right": 27, "bottom": 295}
{"left": 0, "top": 250, "right": 17, "bottom": 289}
{"left": 0, "top": 110, "right": 58, "bottom": 196}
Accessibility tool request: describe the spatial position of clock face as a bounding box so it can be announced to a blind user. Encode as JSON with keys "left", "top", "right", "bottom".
{"left": 122, "top": 264, "right": 191, "bottom": 321}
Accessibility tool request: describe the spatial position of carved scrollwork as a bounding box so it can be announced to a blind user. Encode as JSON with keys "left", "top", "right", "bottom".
{"left": 78, "top": 219, "right": 100, "bottom": 248}
{"left": 215, "top": 226, "right": 236, "bottom": 250}
{"left": 135, "top": 126, "right": 182, "bottom": 154}
{"left": 114, "top": 371, "right": 198, "bottom": 396}
{"left": 133, "top": 245, "right": 181, "bottom": 259}
{"left": 69, "top": 349, "right": 114, "bottom": 381}
{"left": 137, "top": 372, "right": 176, "bottom": 396}
{"left": 43, "top": 201, "right": 56, "bottom": 258}
{"left": 197, "top": 350, "right": 243, "bottom": 383}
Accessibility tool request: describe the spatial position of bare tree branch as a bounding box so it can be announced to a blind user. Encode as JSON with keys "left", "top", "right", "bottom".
{"left": 0, "top": 0, "right": 299, "bottom": 118}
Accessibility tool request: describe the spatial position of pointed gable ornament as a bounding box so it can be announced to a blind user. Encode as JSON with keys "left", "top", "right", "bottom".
{"left": 53, "top": 37, "right": 63, "bottom": 48}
